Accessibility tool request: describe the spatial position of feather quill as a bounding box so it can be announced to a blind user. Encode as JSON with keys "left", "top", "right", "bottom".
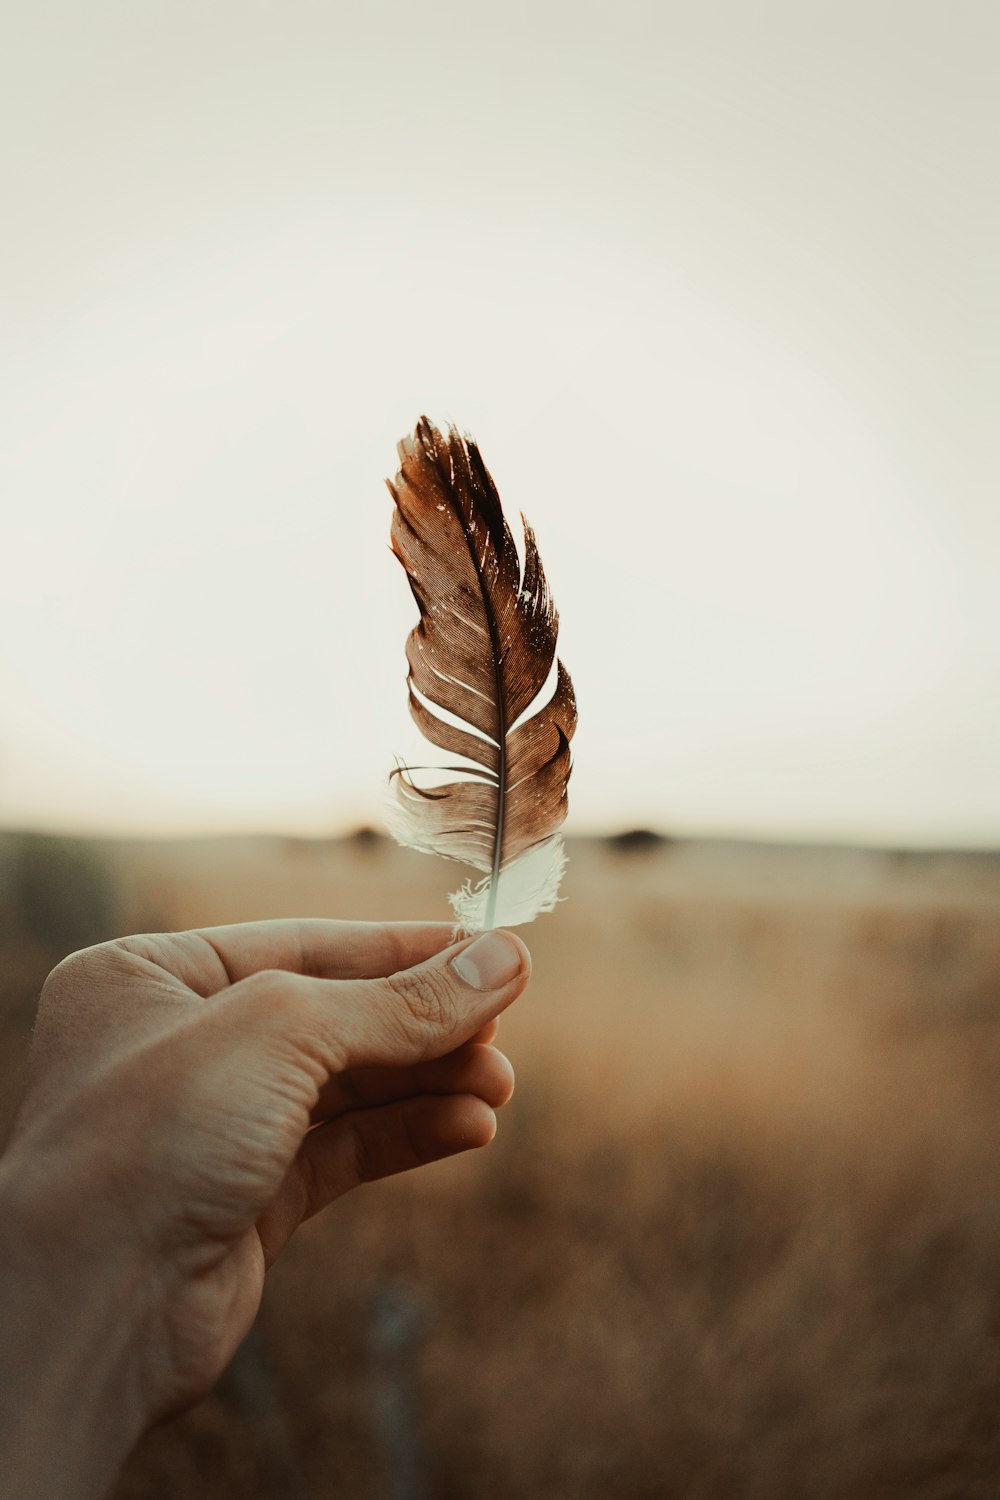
{"left": 385, "top": 418, "right": 577, "bottom": 931}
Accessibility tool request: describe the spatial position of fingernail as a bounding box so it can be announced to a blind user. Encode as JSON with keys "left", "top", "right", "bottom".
{"left": 451, "top": 932, "right": 523, "bottom": 991}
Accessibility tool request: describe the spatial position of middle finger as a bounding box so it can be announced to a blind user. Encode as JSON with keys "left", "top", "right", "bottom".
{"left": 310, "top": 1041, "right": 514, "bottom": 1122}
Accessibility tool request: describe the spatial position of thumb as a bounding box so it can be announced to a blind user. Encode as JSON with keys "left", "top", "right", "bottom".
{"left": 226, "top": 929, "right": 531, "bottom": 1074}
{"left": 332, "top": 928, "right": 531, "bottom": 1068}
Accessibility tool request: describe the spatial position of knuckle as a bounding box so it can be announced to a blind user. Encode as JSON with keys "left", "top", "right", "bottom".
{"left": 237, "top": 969, "right": 296, "bottom": 1018}
{"left": 385, "top": 966, "right": 455, "bottom": 1034}
{"left": 224, "top": 971, "right": 303, "bottom": 1046}
{"left": 228, "top": 972, "right": 343, "bottom": 1076}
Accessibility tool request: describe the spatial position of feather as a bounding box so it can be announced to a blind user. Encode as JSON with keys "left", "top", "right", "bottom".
{"left": 385, "top": 417, "right": 577, "bottom": 931}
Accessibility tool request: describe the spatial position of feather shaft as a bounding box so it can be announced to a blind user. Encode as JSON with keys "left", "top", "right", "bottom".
{"left": 456, "top": 499, "right": 508, "bottom": 930}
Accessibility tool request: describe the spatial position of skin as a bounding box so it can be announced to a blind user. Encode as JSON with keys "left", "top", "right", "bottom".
{"left": 0, "top": 919, "right": 529, "bottom": 1500}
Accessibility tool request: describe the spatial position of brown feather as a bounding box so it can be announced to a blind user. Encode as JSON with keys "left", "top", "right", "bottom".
{"left": 386, "top": 418, "right": 577, "bottom": 929}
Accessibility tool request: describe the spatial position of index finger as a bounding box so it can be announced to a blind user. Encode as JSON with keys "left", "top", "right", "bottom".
{"left": 196, "top": 919, "right": 457, "bottom": 985}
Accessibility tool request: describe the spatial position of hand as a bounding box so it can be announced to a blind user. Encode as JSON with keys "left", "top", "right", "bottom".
{"left": 0, "top": 919, "right": 529, "bottom": 1500}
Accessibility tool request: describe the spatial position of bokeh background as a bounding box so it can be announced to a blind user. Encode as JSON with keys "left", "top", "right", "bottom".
{"left": 2, "top": 2, "right": 999, "bottom": 1496}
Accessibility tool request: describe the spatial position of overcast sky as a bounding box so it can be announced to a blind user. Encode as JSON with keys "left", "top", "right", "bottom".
{"left": 1, "top": 1, "right": 998, "bottom": 845}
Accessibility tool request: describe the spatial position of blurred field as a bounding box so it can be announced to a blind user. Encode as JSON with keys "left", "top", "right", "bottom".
{"left": 3, "top": 829, "right": 1000, "bottom": 1498}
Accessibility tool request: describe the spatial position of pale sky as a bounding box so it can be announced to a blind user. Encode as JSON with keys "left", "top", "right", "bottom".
{"left": 1, "top": 2, "right": 998, "bottom": 845}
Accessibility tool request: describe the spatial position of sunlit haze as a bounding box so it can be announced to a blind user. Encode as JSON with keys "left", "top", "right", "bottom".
{"left": 1, "top": 3, "right": 998, "bottom": 845}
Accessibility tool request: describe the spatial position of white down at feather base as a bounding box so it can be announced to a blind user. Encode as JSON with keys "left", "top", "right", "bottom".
{"left": 448, "top": 834, "right": 567, "bottom": 933}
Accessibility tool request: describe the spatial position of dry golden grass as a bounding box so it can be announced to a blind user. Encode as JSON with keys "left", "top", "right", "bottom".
{"left": 3, "top": 831, "right": 1000, "bottom": 1497}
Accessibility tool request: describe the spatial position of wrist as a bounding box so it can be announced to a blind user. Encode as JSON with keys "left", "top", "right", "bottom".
{"left": 0, "top": 1141, "right": 151, "bottom": 1500}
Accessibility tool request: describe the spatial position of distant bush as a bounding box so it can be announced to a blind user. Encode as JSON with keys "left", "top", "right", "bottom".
{"left": 605, "top": 827, "right": 672, "bottom": 854}
{"left": 347, "top": 826, "right": 387, "bottom": 850}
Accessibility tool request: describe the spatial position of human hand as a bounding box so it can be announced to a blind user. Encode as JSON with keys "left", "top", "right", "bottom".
{"left": 0, "top": 920, "right": 528, "bottom": 1499}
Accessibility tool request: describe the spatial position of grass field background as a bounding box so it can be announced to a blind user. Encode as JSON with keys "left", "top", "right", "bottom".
{"left": 3, "top": 830, "right": 1000, "bottom": 1498}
